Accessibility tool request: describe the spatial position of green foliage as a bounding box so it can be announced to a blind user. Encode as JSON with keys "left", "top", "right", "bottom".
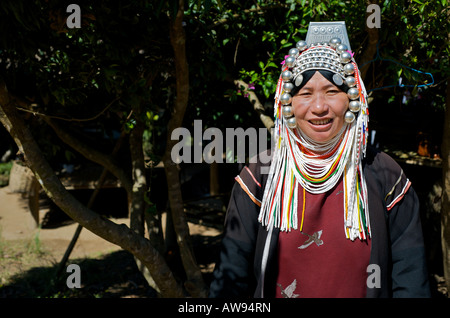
{"left": 0, "top": 161, "right": 13, "bottom": 176}
{"left": 184, "top": 1, "right": 367, "bottom": 111}
{"left": 181, "top": 0, "right": 448, "bottom": 157}
{"left": 0, "top": 1, "right": 177, "bottom": 161}
{"left": 0, "top": 0, "right": 448, "bottom": 154}
{"left": 0, "top": 161, "right": 13, "bottom": 187}
{"left": 188, "top": 0, "right": 447, "bottom": 136}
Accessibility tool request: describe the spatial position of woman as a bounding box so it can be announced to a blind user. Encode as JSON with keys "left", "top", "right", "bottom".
{"left": 209, "top": 30, "right": 430, "bottom": 298}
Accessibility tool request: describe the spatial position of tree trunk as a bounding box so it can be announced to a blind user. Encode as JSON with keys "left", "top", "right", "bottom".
{"left": 210, "top": 161, "right": 219, "bottom": 196}
{"left": 163, "top": 0, "right": 207, "bottom": 297}
{"left": 359, "top": 0, "right": 380, "bottom": 81}
{"left": 129, "top": 116, "right": 147, "bottom": 236}
{"left": 0, "top": 83, "right": 184, "bottom": 298}
{"left": 441, "top": 80, "right": 450, "bottom": 297}
{"left": 129, "top": 112, "right": 163, "bottom": 294}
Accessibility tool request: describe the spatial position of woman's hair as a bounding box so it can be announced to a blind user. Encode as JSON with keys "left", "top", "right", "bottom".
{"left": 290, "top": 69, "right": 349, "bottom": 96}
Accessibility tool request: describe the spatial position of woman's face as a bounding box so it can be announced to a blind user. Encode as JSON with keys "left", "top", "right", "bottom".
{"left": 291, "top": 71, "right": 349, "bottom": 143}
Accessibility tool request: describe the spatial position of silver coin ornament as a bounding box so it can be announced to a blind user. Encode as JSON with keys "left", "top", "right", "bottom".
{"left": 344, "top": 111, "right": 355, "bottom": 123}
{"left": 295, "top": 74, "right": 303, "bottom": 87}
{"left": 280, "top": 93, "right": 292, "bottom": 105}
{"left": 283, "top": 82, "right": 294, "bottom": 93}
{"left": 349, "top": 100, "right": 361, "bottom": 112}
{"left": 343, "top": 63, "right": 355, "bottom": 75}
{"left": 285, "top": 56, "right": 296, "bottom": 68}
{"left": 347, "top": 87, "right": 359, "bottom": 100}
{"left": 296, "top": 40, "right": 308, "bottom": 51}
{"left": 286, "top": 116, "right": 297, "bottom": 128}
{"left": 336, "top": 43, "right": 348, "bottom": 54}
{"left": 282, "top": 106, "right": 294, "bottom": 117}
{"left": 329, "top": 37, "right": 341, "bottom": 48}
{"left": 281, "top": 70, "right": 293, "bottom": 81}
{"left": 345, "top": 76, "right": 356, "bottom": 87}
{"left": 332, "top": 73, "right": 343, "bottom": 86}
{"left": 289, "top": 48, "right": 299, "bottom": 57}
{"left": 339, "top": 51, "right": 352, "bottom": 64}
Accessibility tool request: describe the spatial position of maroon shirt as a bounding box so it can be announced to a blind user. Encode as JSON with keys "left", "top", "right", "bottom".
{"left": 275, "top": 178, "right": 371, "bottom": 298}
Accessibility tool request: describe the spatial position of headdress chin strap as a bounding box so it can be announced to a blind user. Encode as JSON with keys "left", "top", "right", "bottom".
{"left": 258, "top": 22, "right": 370, "bottom": 241}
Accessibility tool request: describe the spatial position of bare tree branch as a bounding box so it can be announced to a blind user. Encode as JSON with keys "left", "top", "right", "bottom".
{"left": 15, "top": 97, "right": 119, "bottom": 122}
{"left": 234, "top": 79, "right": 274, "bottom": 132}
{"left": 43, "top": 117, "right": 133, "bottom": 196}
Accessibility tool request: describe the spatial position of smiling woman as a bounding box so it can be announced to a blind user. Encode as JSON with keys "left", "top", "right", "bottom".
{"left": 291, "top": 70, "right": 349, "bottom": 143}
{"left": 261, "top": 35, "right": 371, "bottom": 238}
{"left": 210, "top": 21, "right": 431, "bottom": 299}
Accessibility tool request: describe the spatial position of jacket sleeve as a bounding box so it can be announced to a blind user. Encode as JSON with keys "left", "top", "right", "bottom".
{"left": 381, "top": 153, "right": 431, "bottom": 297}
{"left": 209, "top": 165, "right": 264, "bottom": 298}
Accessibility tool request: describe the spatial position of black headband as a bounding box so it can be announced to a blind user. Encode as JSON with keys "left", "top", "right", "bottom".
{"left": 290, "top": 70, "right": 349, "bottom": 97}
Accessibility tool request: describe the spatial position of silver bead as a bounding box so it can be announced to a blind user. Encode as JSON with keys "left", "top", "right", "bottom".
{"left": 347, "top": 87, "right": 360, "bottom": 100}
{"left": 280, "top": 93, "right": 292, "bottom": 105}
{"left": 282, "top": 106, "right": 294, "bottom": 117}
{"left": 339, "top": 51, "right": 352, "bottom": 64}
{"left": 343, "top": 63, "right": 355, "bottom": 75}
{"left": 349, "top": 100, "right": 361, "bottom": 112}
{"left": 296, "top": 40, "right": 308, "bottom": 51}
{"left": 281, "top": 70, "right": 293, "bottom": 81}
{"left": 336, "top": 43, "right": 348, "bottom": 54}
{"left": 286, "top": 116, "right": 297, "bottom": 128}
{"left": 329, "top": 37, "right": 341, "bottom": 48}
{"left": 283, "top": 82, "right": 294, "bottom": 93}
{"left": 345, "top": 76, "right": 356, "bottom": 87}
{"left": 344, "top": 111, "right": 355, "bottom": 123}
{"left": 289, "top": 48, "right": 299, "bottom": 57}
{"left": 285, "top": 56, "right": 296, "bottom": 68}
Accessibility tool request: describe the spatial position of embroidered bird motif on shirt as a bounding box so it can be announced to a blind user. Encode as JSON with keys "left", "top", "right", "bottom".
{"left": 298, "top": 230, "right": 323, "bottom": 249}
{"left": 277, "top": 279, "right": 300, "bottom": 298}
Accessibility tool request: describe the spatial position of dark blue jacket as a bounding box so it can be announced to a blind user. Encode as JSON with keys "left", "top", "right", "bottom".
{"left": 209, "top": 147, "right": 431, "bottom": 298}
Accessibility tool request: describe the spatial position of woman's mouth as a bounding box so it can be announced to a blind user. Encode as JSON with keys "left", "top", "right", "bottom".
{"left": 309, "top": 119, "right": 332, "bottom": 125}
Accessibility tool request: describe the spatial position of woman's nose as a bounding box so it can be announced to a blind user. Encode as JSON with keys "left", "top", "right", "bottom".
{"left": 311, "top": 95, "right": 329, "bottom": 114}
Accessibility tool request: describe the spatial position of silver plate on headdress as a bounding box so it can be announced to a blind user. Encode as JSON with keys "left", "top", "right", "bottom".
{"left": 305, "top": 21, "right": 351, "bottom": 51}
{"left": 332, "top": 73, "right": 343, "bottom": 86}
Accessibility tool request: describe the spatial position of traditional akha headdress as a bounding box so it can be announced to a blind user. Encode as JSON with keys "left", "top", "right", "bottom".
{"left": 258, "top": 22, "right": 370, "bottom": 241}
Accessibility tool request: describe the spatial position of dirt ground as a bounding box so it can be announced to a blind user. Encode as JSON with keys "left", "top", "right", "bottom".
{"left": 0, "top": 186, "right": 124, "bottom": 258}
{"left": 0, "top": 185, "right": 223, "bottom": 298}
